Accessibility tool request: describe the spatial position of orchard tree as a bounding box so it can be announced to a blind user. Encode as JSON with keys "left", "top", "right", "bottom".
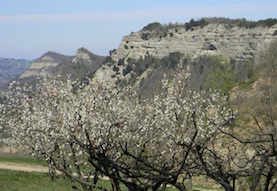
{"left": 215, "top": 86, "right": 277, "bottom": 191}
{"left": 86, "top": 68, "right": 237, "bottom": 191}
{"left": 193, "top": 120, "right": 262, "bottom": 191}
{"left": 204, "top": 40, "right": 277, "bottom": 191}
{"left": 2, "top": 65, "right": 236, "bottom": 191}
{"left": 242, "top": 40, "right": 277, "bottom": 191}
{"left": 235, "top": 40, "right": 277, "bottom": 191}
{"left": 3, "top": 79, "right": 110, "bottom": 191}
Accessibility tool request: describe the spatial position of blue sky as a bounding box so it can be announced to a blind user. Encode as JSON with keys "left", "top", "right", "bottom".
{"left": 0, "top": 0, "right": 276, "bottom": 59}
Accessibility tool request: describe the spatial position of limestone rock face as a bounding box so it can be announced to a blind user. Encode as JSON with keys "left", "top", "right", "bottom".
{"left": 19, "top": 52, "right": 66, "bottom": 78}
{"left": 94, "top": 23, "right": 277, "bottom": 83}
{"left": 114, "top": 23, "right": 277, "bottom": 61}
{"left": 70, "top": 48, "right": 105, "bottom": 80}
{"left": 19, "top": 48, "right": 104, "bottom": 80}
{"left": 72, "top": 48, "right": 98, "bottom": 65}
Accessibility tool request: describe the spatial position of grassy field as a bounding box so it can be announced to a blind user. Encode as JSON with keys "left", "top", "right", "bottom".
{"left": 0, "top": 169, "right": 72, "bottom": 191}
{"left": 0, "top": 169, "right": 223, "bottom": 191}
{"left": 0, "top": 156, "right": 223, "bottom": 191}
{"left": 0, "top": 168, "right": 120, "bottom": 191}
{"left": 0, "top": 156, "right": 47, "bottom": 166}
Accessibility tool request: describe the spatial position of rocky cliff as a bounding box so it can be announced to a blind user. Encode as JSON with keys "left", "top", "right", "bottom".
{"left": 70, "top": 47, "right": 105, "bottom": 78}
{"left": 19, "top": 48, "right": 104, "bottom": 81}
{"left": 72, "top": 47, "right": 103, "bottom": 66}
{"left": 19, "top": 51, "right": 72, "bottom": 79}
{"left": 94, "top": 21, "right": 277, "bottom": 83}
{"left": 115, "top": 23, "right": 277, "bottom": 61}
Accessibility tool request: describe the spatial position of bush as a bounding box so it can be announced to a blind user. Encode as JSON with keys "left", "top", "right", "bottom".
{"left": 113, "top": 65, "right": 119, "bottom": 72}
{"left": 123, "top": 64, "right": 133, "bottom": 76}
{"left": 161, "top": 52, "right": 183, "bottom": 68}
{"left": 185, "top": 18, "right": 207, "bottom": 31}
{"left": 206, "top": 59, "right": 238, "bottom": 94}
{"left": 183, "top": 17, "right": 277, "bottom": 30}
{"left": 141, "top": 32, "right": 150, "bottom": 40}
{"left": 142, "top": 22, "right": 162, "bottom": 31}
{"left": 118, "top": 59, "right": 124, "bottom": 66}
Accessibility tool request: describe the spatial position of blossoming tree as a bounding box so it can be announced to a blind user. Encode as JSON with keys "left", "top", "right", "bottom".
{"left": 1, "top": 66, "right": 237, "bottom": 191}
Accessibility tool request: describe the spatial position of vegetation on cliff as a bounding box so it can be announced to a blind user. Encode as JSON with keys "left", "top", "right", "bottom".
{"left": 142, "top": 17, "right": 277, "bottom": 32}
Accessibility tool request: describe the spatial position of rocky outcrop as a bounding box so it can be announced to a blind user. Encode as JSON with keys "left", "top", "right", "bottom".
{"left": 94, "top": 22, "right": 277, "bottom": 83}
{"left": 0, "top": 48, "right": 105, "bottom": 91}
{"left": 114, "top": 23, "right": 277, "bottom": 61}
{"left": 19, "top": 51, "right": 73, "bottom": 78}
{"left": 19, "top": 48, "right": 104, "bottom": 80}
{"left": 72, "top": 48, "right": 97, "bottom": 65}
{"left": 71, "top": 48, "right": 105, "bottom": 76}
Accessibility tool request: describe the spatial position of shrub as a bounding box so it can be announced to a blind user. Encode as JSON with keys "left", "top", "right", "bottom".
{"left": 123, "top": 64, "right": 133, "bottom": 76}
{"left": 161, "top": 52, "right": 183, "bottom": 68}
{"left": 118, "top": 59, "right": 124, "bottom": 66}
{"left": 113, "top": 65, "right": 119, "bottom": 72}
{"left": 141, "top": 32, "right": 150, "bottom": 40}
{"left": 184, "top": 18, "right": 207, "bottom": 31}
{"left": 142, "top": 22, "right": 162, "bottom": 31}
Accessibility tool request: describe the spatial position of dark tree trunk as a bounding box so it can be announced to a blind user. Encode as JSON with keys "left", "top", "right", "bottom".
{"left": 111, "top": 179, "right": 121, "bottom": 191}
{"left": 221, "top": 183, "right": 234, "bottom": 191}
{"left": 264, "top": 168, "right": 275, "bottom": 191}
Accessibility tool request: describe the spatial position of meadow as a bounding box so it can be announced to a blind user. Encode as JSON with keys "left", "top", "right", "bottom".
{"left": 0, "top": 156, "right": 223, "bottom": 191}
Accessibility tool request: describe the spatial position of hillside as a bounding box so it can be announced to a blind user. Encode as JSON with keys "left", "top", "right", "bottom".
{"left": 19, "top": 51, "right": 74, "bottom": 79}
{"left": 91, "top": 18, "right": 277, "bottom": 98}
{"left": 18, "top": 48, "right": 105, "bottom": 86}
{"left": 94, "top": 18, "right": 277, "bottom": 84}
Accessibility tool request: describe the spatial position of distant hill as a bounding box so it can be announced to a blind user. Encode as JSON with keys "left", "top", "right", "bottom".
{"left": 0, "top": 48, "right": 105, "bottom": 93}
{"left": 19, "top": 51, "right": 74, "bottom": 79}
{"left": 0, "top": 58, "right": 31, "bottom": 89}
{"left": 18, "top": 48, "right": 105, "bottom": 87}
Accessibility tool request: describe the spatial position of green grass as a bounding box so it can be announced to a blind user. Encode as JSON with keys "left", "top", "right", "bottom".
{"left": 0, "top": 169, "right": 223, "bottom": 191}
{"left": 0, "top": 155, "right": 223, "bottom": 191}
{"left": 0, "top": 169, "right": 72, "bottom": 191}
{"left": 0, "top": 169, "right": 117, "bottom": 191}
{"left": 0, "top": 156, "right": 47, "bottom": 166}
